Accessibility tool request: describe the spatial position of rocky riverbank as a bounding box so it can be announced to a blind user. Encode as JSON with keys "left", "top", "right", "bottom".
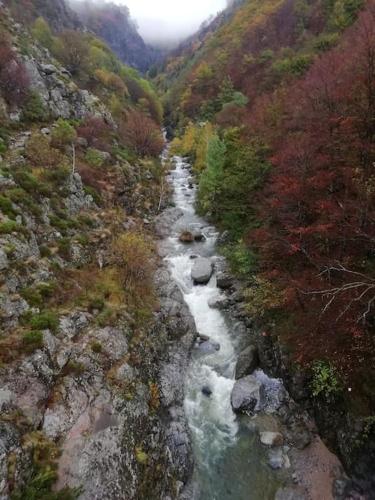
{"left": 210, "top": 254, "right": 373, "bottom": 499}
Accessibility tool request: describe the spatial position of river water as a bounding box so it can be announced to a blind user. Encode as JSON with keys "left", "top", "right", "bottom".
{"left": 163, "top": 156, "right": 285, "bottom": 500}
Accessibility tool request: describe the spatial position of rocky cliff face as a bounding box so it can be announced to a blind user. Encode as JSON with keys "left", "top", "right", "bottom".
{"left": 0, "top": 5, "right": 194, "bottom": 498}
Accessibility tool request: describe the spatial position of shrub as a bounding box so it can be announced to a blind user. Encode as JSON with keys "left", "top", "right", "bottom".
{"left": 0, "top": 34, "right": 30, "bottom": 105}
{"left": 29, "top": 312, "right": 59, "bottom": 333}
{"left": 32, "top": 17, "right": 54, "bottom": 50}
{"left": 51, "top": 119, "right": 77, "bottom": 149}
{"left": 21, "top": 92, "right": 48, "bottom": 123}
{"left": 0, "top": 221, "right": 27, "bottom": 235}
{"left": 0, "top": 195, "right": 18, "bottom": 218}
{"left": 112, "top": 232, "right": 154, "bottom": 291}
{"left": 311, "top": 361, "right": 342, "bottom": 398}
{"left": 243, "top": 276, "right": 284, "bottom": 318}
{"left": 85, "top": 148, "right": 104, "bottom": 168}
{"left": 77, "top": 116, "right": 111, "bottom": 150}
{"left": 22, "top": 331, "right": 44, "bottom": 353}
{"left": 120, "top": 110, "right": 164, "bottom": 157}
{"left": 91, "top": 341, "right": 102, "bottom": 353}
{"left": 13, "top": 170, "right": 51, "bottom": 197}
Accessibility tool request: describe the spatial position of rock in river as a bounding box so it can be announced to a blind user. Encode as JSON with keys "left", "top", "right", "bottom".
{"left": 191, "top": 258, "right": 213, "bottom": 285}
{"left": 259, "top": 431, "right": 284, "bottom": 447}
{"left": 235, "top": 345, "right": 258, "bottom": 379}
{"left": 231, "top": 375, "right": 263, "bottom": 414}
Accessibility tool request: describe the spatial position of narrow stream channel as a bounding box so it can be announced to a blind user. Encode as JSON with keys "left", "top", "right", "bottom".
{"left": 162, "top": 156, "right": 286, "bottom": 500}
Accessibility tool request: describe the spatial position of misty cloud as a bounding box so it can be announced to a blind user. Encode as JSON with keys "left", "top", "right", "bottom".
{"left": 113, "top": 0, "right": 227, "bottom": 47}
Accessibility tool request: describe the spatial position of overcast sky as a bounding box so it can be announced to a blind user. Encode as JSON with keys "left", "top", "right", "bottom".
{"left": 115, "top": 0, "right": 227, "bottom": 47}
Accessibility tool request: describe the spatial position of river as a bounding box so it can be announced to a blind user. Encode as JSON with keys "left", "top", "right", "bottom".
{"left": 160, "top": 155, "right": 288, "bottom": 499}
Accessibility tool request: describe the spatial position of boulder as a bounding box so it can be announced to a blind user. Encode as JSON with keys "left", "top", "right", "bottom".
{"left": 235, "top": 345, "right": 258, "bottom": 379}
{"left": 193, "top": 231, "right": 205, "bottom": 242}
{"left": 179, "top": 231, "right": 194, "bottom": 243}
{"left": 208, "top": 296, "right": 228, "bottom": 310}
{"left": 202, "top": 386, "right": 212, "bottom": 397}
{"left": 259, "top": 431, "right": 284, "bottom": 447}
{"left": 268, "top": 448, "right": 290, "bottom": 470}
{"left": 191, "top": 258, "right": 213, "bottom": 284}
{"left": 196, "top": 340, "right": 220, "bottom": 355}
{"left": 216, "top": 271, "right": 233, "bottom": 290}
{"left": 231, "top": 375, "right": 263, "bottom": 414}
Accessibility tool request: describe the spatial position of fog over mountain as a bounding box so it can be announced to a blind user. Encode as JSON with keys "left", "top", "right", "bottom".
{"left": 115, "top": 0, "right": 227, "bottom": 47}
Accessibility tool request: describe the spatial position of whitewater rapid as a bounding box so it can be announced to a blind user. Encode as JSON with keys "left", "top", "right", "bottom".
{"left": 162, "top": 156, "right": 283, "bottom": 500}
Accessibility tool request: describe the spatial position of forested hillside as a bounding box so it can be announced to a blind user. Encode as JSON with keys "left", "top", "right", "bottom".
{"left": 161, "top": 0, "right": 375, "bottom": 489}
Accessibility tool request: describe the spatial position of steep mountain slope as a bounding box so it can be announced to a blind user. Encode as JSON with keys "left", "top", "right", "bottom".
{"left": 69, "top": 1, "right": 162, "bottom": 72}
{"left": 0, "top": 3, "right": 195, "bottom": 499}
{"left": 162, "top": 0, "right": 375, "bottom": 494}
{"left": 4, "top": 0, "right": 81, "bottom": 30}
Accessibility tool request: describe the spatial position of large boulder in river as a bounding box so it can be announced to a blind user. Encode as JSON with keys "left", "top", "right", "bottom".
{"left": 235, "top": 345, "right": 258, "bottom": 379}
{"left": 231, "top": 375, "right": 263, "bottom": 414}
{"left": 179, "top": 231, "right": 194, "bottom": 243}
{"left": 191, "top": 258, "right": 213, "bottom": 284}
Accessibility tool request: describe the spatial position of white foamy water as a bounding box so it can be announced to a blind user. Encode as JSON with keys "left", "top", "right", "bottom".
{"left": 163, "top": 156, "right": 283, "bottom": 500}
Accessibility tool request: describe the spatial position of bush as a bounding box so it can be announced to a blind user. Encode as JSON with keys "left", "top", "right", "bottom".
{"left": 243, "top": 276, "right": 284, "bottom": 318}
{"left": 311, "top": 361, "right": 342, "bottom": 398}
{"left": 51, "top": 119, "right": 77, "bottom": 149}
{"left": 13, "top": 170, "right": 51, "bottom": 197}
{"left": 85, "top": 148, "right": 104, "bottom": 168}
{"left": 0, "top": 195, "right": 18, "bottom": 218}
{"left": 22, "top": 331, "right": 44, "bottom": 353}
{"left": 21, "top": 92, "right": 48, "bottom": 123}
{"left": 91, "top": 341, "right": 102, "bottom": 353}
{"left": 29, "top": 312, "right": 59, "bottom": 333}
{"left": 0, "top": 221, "right": 27, "bottom": 235}
{"left": 120, "top": 110, "right": 164, "bottom": 157}
{"left": 112, "top": 232, "right": 155, "bottom": 295}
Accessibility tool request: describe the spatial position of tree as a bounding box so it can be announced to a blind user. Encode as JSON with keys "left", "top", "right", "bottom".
{"left": 198, "top": 134, "right": 226, "bottom": 214}
{"left": 32, "top": 17, "right": 54, "bottom": 50}
{"left": 55, "top": 30, "right": 89, "bottom": 75}
{"left": 120, "top": 110, "right": 164, "bottom": 157}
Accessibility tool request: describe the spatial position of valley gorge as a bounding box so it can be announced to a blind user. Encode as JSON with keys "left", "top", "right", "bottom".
{"left": 0, "top": 0, "right": 374, "bottom": 499}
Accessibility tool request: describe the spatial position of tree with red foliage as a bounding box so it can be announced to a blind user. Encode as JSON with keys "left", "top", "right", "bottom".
{"left": 120, "top": 110, "right": 164, "bottom": 157}
{"left": 0, "top": 34, "right": 29, "bottom": 106}
{"left": 77, "top": 115, "right": 112, "bottom": 151}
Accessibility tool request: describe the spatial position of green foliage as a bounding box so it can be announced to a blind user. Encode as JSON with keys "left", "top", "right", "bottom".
{"left": 10, "top": 432, "right": 81, "bottom": 500}
{"left": 0, "top": 195, "right": 18, "bottom": 218}
{"left": 32, "top": 17, "right": 54, "bottom": 49}
{"left": 85, "top": 148, "right": 105, "bottom": 168}
{"left": 313, "top": 33, "right": 339, "bottom": 52}
{"left": 329, "top": 0, "right": 364, "bottom": 29}
{"left": 51, "top": 119, "right": 77, "bottom": 148}
{"left": 0, "top": 221, "right": 27, "bottom": 235}
{"left": 21, "top": 283, "right": 56, "bottom": 308}
{"left": 198, "top": 134, "right": 226, "bottom": 214}
{"left": 243, "top": 276, "right": 284, "bottom": 317}
{"left": 272, "top": 54, "right": 313, "bottom": 76}
{"left": 91, "top": 341, "right": 102, "bottom": 353}
{"left": 22, "top": 330, "right": 44, "bottom": 353}
{"left": 21, "top": 92, "right": 48, "bottom": 123}
{"left": 135, "top": 447, "right": 148, "bottom": 465}
{"left": 222, "top": 241, "right": 258, "bottom": 278}
{"left": 13, "top": 170, "right": 51, "bottom": 197}
{"left": 311, "top": 361, "right": 342, "bottom": 398}
{"left": 28, "top": 312, "right": 59, "bottom": 333}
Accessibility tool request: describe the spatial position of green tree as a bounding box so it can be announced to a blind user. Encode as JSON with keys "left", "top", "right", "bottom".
{"left": 198, "top": 134, "right": 226, "bottom": 214}
{"left": 32, "top": 17, "right": 54, "bottom": 50}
